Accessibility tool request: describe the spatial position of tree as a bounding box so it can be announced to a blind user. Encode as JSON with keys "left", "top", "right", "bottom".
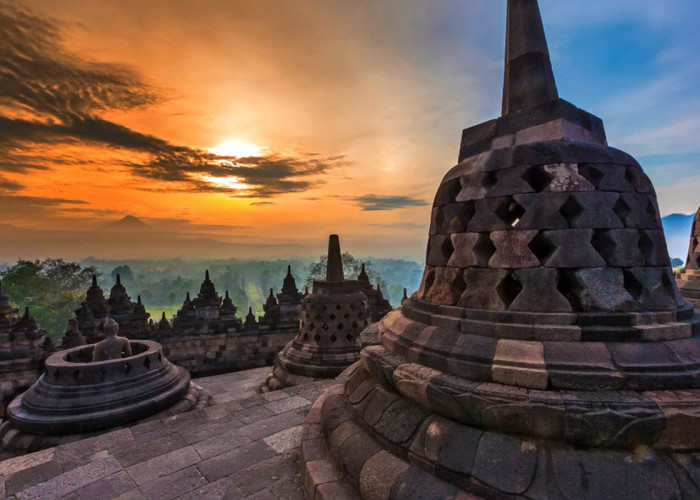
{"left": 304, "top": 252, "right": 386, "bottom": 289}
{"left": 111, "top": 265, "right": 134, "bottom": 283}
{"left": 1, "top": 259, "right": 98, "bottom": 340}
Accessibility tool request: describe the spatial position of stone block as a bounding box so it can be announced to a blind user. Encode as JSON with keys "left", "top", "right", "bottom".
{"left": 544, "top": 342, "right": 622, "bottom": 390}
{"left": 569, "top": 268, "right": 635, "bottom": 312}
{"left": 449, "top": 233, "right": 493, "bottom": 268}
{"left": 468, "top": 198, "right": 514, "bottom": 231}
{"left": 579, "top": 163, "right": 633, "bottom": 192}
{"left": 510, "top": 268, "right": 572, "bottom": 312}
{"left": 538, "top": 229, "right": 605, "bottom": 268}
{"left": 427, "top": 236, "right": 454, "bottom": 267}
{"left": 542, "top": 163, "right": 595, "bottom": 192}
{"left": 492, "top": 339, "right": 548, "bottom": 390}
{"left": 471, "top": 432, "right": 537, "bottom": 495}
{"left": 489, "top": 230, "right": 540, "bottom": 268}
{"left": 513, "top": 193, "right": 570, "bottom": 230}
{"left": 591, "top": 229, "right": 644, "bottom": 267}
{"left": 459, "top": 269, "right": 509, "bottom": 310}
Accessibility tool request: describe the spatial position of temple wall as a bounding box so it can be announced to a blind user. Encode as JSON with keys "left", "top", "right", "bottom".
{"left": 158, "top": 327, "right": 298, "bottom": 377}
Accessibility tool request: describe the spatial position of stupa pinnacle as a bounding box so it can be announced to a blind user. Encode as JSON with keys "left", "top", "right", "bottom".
{"left": 303, "top": 2, "right": 700, "bottom": 498}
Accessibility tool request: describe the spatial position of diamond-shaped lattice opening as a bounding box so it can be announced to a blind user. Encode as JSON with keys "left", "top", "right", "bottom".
{"left": 314, "top": 314, "right": 322, "bottom": 321}
{"left": 54, "top": 369, "right": 60, "bottom": 381}
{"left": 522, "top": 165, "right": 553, "bottom": 192}
{"left": 433, "top": 210, "right": 446, "bottom": 234}
{"left": 623, "top": 270, "right": 644, "bottom": 300}
{"left": 497, "top": 272, "right": 523, "bottom": 309}
{"left": 357, "top": 311, "right": 364, "bottom": 320}
{"left": 437, "top": 178, "right": 462, "bottom": 205}
{"left": 662, "top": 271, "right": 677, "bottom": 300}
{"left": 330, "top": 334, "right": 337, "bottom": 343}
{"left": 346, "top": 333, "right": 354, "bottom": 343}
{"left": 308, "top": 322, "right": 316, "bottom": 332}
{"left": 314, "top": 333, "right": 321, "bottom": 342}
{"left": 451, "top": 271, "right": 467, "bottom": 303}
{"left": 302, "top": 333, "right": 308, "bottom": 341}
{"left": 73, "top": 369, "right": 81, "bottom": 380}
{"left": 481, "top": 171, "right": 498, "bottom": 189}
{"left": 338, "top": 323, "right": 344, "bottom": 331}
{"left": 144, "top": 357, "right": 151, "bottom": 369}
{"left": 528, "top": 232, "right": 556, "bottom": 264}
{"left": 557, "top": 270, "right": 580, "bottom": 310}
{"left": 560, "top": 195, "right": 585, "bottom": 223}
{"left": 613, "top": 198, "right": 631, "bottom": 225}
{"left": 322, "top": 323, "right": 330, "bottom": 331}
{"left": 323, "top": 305, "right": 328, "bottom": 312}
{"left": 638, "top": 231, "right": 654, "bottom": 259}
{"left": 646, "top": 200, "right": 658, "bottom": 221}
{"left": 157, "top": 353, "right": 162, "bottom": 362}
{"left": 343, "top": 313, "right": 350, "bottom": 319}
{"left": 352, "top": 321, "right": 359, "bottom": 329}
{"left": 423, "top": 269, "right": 436, "bottom": 296}
{"left": 349, "top": 303, "right": 357, "bottom": 311}
{"left": 473, "top": 234, "right": 496, "bottom": 265}
{"left": 438, "top": 237, "right": 455, "bottom": 263}
{"left": 591, "top": 230, "right": 616, "bottom": 263}
{"left": 579, "top": 164, "right": 604, "bottom": 188}
{"left": 495, "top": 198, "right": 526, "bottom": 228}
{"left": 625, "top": 167, "right": 639, "bottom": 189}
{"left": 330, "top": 314, "right": 336, "bottom": 321}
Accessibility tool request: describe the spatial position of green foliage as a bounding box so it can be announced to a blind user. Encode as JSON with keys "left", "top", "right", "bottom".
{"left": 111, "top": 265, "right": 134, "bottom": 283}
{"left": 1, "top": 259, "right": 98, "bottom": 339}
{"left": 671, "top": 258, "right": 684, "bottom": 268}
{"left": 304, "top": 252, "right": 385, "bottom": 289}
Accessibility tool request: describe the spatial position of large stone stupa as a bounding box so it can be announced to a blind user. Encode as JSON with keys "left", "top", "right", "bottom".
{"left": 262, "top": 235, "right": 370, "bottom": 392}
{"left": 677, "top": 206, "right": 700, "bottom": 308}
{"left": 302, "top": 2, "right": 700, "bottom": 498}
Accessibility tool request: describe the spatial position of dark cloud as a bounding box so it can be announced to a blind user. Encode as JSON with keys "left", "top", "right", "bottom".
{"left": 0, "top": 2, "right": 340, "bottom": 198}
{"left": 352, "top": 195, "right": 428, "bottom": 211}
{"left": 251, "top": 201, "right": 277, "bottom": 206}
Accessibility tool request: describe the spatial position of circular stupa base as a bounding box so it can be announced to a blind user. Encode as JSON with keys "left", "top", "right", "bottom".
{"left": 306, "top": 360, "right": 700, "bottom": 499}
{"left": 0, "top": 382, "right": 211, "bottom": 455}
{"left": 260, "top": 340, "right": 361, "bottom": 392}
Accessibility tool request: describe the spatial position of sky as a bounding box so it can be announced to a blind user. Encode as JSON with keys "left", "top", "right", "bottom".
{"left": 1, "top": 0, "right": 699, "bottom": 259}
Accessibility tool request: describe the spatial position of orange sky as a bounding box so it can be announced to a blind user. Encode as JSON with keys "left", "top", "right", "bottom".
{"left": 2, "top": 1, "right": 698, "bottom": 260}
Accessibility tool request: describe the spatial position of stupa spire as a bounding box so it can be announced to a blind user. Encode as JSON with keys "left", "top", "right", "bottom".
{"left": 502, "top": 0, "right": 558, "bottom": 115}
{"left": 92, "top": 275, "right": 97, "bottom": 287}
{"left": 326, "top": 235, "right": 344, "bottom": 281}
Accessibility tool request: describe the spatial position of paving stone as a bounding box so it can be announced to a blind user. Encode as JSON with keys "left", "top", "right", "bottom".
{"left": 235, "top": 405, "right": 276, "bottom": 424}
{"left": 228, "top": 454, "right": 302, "bottom": 498}
{"left": 139, "top": 464, "right": 207, "bottom": 500}
{"left": 265, "top": 395, "right": 312, "bottom": 415}
{"left": 192, "top": 429, "right": 253, "bottom": 461}
{"left": 112, "top": 432, "right": 189, "bottom": 468}
{"left": 178, "top": 413, "right": 245, "bottom": 445}
{"left": 4, "top": 458, "right": 63, "bottom": 496}
{"left": 263, "top": 425, "right": 304, "bottom": 454}
{"left": 61, "top": 471, "right": 137, "bottom": 500}
{"left": 197, "top": 440, "right": 276, "bottom": 482}
{"left": 126, "top": 446, "right": 200, "bottom": 486}
{"left": 14, "top": 456, "right": 122, "bottom": 499}
{"left": 180, "top": 477, "right": 235, "bottom": 500}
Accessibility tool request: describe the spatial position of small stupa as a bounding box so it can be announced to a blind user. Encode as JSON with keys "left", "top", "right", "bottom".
{"left": 262, "top": 235, "right": 370, "bottom": 392}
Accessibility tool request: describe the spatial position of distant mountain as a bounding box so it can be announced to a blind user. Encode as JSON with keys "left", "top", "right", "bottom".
{"left": 104, "top": 215, "right": 151, "bottom": 233}
{"left": 662, "top": 213, "right": 694, "bottom": 263}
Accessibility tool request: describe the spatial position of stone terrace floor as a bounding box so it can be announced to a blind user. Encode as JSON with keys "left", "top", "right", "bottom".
{"left": 0, "top": 367, "right": 336, "bottom": 499}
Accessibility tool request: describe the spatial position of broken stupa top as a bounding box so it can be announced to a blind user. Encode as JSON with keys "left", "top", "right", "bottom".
{"left": 676, "top": 206, "right": 700, "bottom": 307}
{"left": 414, "top": 0, "right": 694, "bottom": 348}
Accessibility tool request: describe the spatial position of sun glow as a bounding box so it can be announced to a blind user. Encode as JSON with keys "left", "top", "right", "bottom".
{"left": 200, "top": 175, "right": 250, "bottom": 191}
{"left": 210, "top": 140, "right": 264, "bottom": 158}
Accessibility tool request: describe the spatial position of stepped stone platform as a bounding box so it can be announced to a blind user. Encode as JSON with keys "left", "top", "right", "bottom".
{"left": 0, "top": 367, "right": 333, "bottom": 499}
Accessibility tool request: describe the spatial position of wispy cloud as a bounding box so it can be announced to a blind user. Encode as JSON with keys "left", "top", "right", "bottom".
{"left": 0, "top": 2, "right": 341, "bottom": 199}
{"left": 352, "top": 195, "right": 428, "bottom": 211}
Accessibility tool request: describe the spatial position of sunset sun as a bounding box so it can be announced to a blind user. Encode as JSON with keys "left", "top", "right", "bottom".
{"left": 210, "top": 140, "right": 264, "bottom": 158}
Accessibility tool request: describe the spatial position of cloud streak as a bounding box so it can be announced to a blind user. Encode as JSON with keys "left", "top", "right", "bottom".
{"left": 352, "top": 195, "right": 428, "bottom": 211}
{"left": 0, "top": 2, "right": 340, "bottom": 199}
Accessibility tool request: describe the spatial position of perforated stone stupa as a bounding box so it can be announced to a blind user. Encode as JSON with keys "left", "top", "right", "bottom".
{"left": 303, "top": 2, "right": 700, "bottom": 498}
{"left": 262, "top": 235, "right": 370, "bottom": 392}
{"left": 677, "top": 206, "right": 700, "bottom": 308}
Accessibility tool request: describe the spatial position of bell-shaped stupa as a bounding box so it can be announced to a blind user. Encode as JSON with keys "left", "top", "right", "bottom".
{"left": 262, "top": 235, "right": 370, "bottom": 391}
{"left": 303, "top": 2, "right": 700, "bottom": 498}
{"left": 677, "top": 206, "right": 700, "bottom": 308}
